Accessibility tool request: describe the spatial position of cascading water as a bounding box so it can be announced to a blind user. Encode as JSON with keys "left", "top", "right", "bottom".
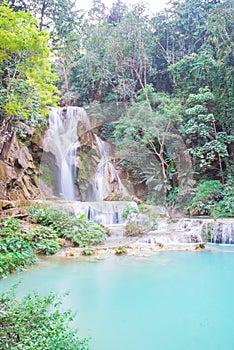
{"left": 137, "top": 218, "right": 234, "bottom": 245}
{"left": 92, "top": 135, "right": 128, "bottom": 201}
{"left": 61, "top": 143, "right": 78, "bottom": 200}
{"left": 210, "top": 221, "right": 234, "bottom": 244}
{"left": 42, "top": 106, "right": 131, "bottom": 227}
{"left": 72, "top": 201, "right": 136, "bottom": 225}
{"left": 43, "top": 107, "right": 91, "bottom": 200}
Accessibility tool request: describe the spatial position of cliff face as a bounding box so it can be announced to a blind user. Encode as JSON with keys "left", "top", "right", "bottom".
{"left": 0, "top": 130, "right": 41, "bottom": 200}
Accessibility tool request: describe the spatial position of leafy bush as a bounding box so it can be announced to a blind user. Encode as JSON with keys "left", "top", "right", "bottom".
{"left": 0, "top": 238, "right": 37, "bottom": 278}
{"left": 26, "top": 226, "right": 61, "bottom": 255}
{"left": 0, "top": 217, "right": 63, "bottom": 277}
{"left": 0, "top": 287, "right": 89, "bottom": 349}
{"left": 29, "top": 206, "right": 107, "bottom": 247}
{"left": 189, "top": 180, "right": 224, "bottom": 216}
{"left": 121, "top": 204, "right": 139, "bottom": 220}
{"left": 82, "top": 248, "right": 94, "bottom": 256}
{"left": 33, "top": 238, "right": 61, "bottom": 255}
{"left": 211, "top": 186, "right": 234, "bottom": 218}
{"left": 0, "top": 218, "right": 61, "bottom": 256}
{"left": 115, "top": 246, "right": 127, "bottom": 255}
{"left": 0, "top": 218, "right": 21, "bottom": 238}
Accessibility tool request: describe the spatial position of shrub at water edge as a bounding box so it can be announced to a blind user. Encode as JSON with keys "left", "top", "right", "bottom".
{"left": 0, "top": 286, "right": 89, "bottom": 349}
{"left": 0, "top": 238, "right": 37, "bottom": 278}
{"left": 0, "top": 217, "right": 62, "bottom": 278}
{"left": 29, "top": 206, "right": 107, "bottom": 247}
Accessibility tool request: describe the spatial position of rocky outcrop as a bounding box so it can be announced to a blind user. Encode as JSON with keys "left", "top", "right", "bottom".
{"left": 0, "top": 132, "right": 40, "bottom": 200}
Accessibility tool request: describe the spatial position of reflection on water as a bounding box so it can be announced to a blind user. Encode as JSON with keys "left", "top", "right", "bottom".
{"left": 1, "top": 248, "right": 234, "bottom": 350}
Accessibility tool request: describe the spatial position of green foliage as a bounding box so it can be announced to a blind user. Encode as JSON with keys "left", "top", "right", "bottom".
{"left": 0, "top": 217, "right": 38, "bottom": 277}
{"left": 115, "top": 246, "right": 127, "bottom": 255}
{"left": 0, "top": 4, "right": 59, "bottom": 128}
{"left": 180, "top": 87, "right": 233, "bottom": 176}
{"left": 29, "top": 206, "right": 107, "bottom": 247}
{"left": 70, "top": 3, "right": 154, "bottom": 104}
{"left": 121, "top": 204, "right": 139, "bottom": 220}
{"left": 189, "top": 180, "right": 224, "bottom": 216}
{"left": 0, "top": 286, "right": 89, "bottom": 349}
{"left": 113, "top": 91, "right": 183, "bottom": 201}
{"left": 169, "top": 53, "right": 217, "bottom": 95}
{"left": 82, "top": 248, "right": 94, "bottom": 256}
{"left": 0, "top": 217, "right": 61, "bottom": 256}
{"left": 0, "top": 216, "right": 64, "bottom": 277}
{"left": 0, "top": 238, "right": 37, "bottom": 278}
{"left": 165, "top": 188, "right": 179, "bottom": 208}
{"left": 0, "top": 218, "right": 21, "bottom": 236}
{"left": 25, "top": 226, "right": 61, "bottom": 255}
{"left": 211, "top": 186, "right": 234, "bottom": 218}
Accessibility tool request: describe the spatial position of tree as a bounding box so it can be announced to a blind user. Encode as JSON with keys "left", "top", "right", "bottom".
{"left": 5, "top": 0, "right": 84, "bottom": 102}
{"left": 179, "top": 87, "right": 233, "bottom": 181}
{"left": 70, "top": 2, "right": 155, "bottom": 108}
{"left": 0, "top": 4, "right": 59, "bottom": 121}
{"left": 112, "top": 87, "right": 187, "bottom": 200}
{"left": 0, "top": 4, "right": 59, "bottom": 153}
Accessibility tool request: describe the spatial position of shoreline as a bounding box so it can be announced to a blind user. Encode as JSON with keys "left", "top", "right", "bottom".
{"left": 54, "top": 237, "right": 213, "bottom": 259}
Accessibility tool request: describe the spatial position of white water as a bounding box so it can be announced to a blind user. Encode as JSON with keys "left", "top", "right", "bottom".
{"left": 93, "top": 135, "right": 128, "bottom": 200}
{"left": 137, "top": 218, "right": 234, "bottom": 245}
{"left": 43, "top": 107, "right": 128, "bottom": 202}
{"left": 211, "top": 221, "right": 234, "bottom": 244}
{"left": 71, "top": 201, "right": 137, "bottom": 226}
{"left": 44, "top": 107, "right": 91, "bottom": 200}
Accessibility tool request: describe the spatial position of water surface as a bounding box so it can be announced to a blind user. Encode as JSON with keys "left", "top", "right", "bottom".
{"left": 1, "top": 247, "right": 234, "bottom": 350}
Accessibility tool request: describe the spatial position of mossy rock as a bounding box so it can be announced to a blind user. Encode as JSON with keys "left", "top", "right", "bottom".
{"left": 115, "top": 246, "right": 127, "bottom": 255}
{"left": 194, "top": 243, "right": 206, "bottom": 250}
{"left": 125, "top": 222, "right": 146, "bottom": 236}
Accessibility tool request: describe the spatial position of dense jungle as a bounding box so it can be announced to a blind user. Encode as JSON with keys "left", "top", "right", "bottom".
{"left": 0, "top": 0, "right": 233, "bottom": 348}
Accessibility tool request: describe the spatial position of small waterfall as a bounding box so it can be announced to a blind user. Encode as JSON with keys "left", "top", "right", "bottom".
{"left": 56, "top": 201, "right": 138, "bottom": 226}
{"left": 137, "top": 219, "right": 234, "bottom": 245}
{"left": 92, "top": 134, "right": 128, "bottom": 200}
{"left": 211, "top": 222, "right": 234, "bottom": 244}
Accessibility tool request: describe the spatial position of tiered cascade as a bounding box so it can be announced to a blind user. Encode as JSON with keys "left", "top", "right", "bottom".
{"left": 42, "top": 106, "right": 128, "bottom": 202}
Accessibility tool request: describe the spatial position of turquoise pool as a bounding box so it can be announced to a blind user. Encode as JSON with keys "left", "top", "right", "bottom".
{"left": 1, "top": 246, "right": 234, "bottom": 350}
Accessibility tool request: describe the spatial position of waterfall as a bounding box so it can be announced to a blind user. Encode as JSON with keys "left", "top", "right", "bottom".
{"left": 93, "top": 135, "right": 128, "bottom": 200}
{"left": 211, "top": 222, "right": 234, "bottom": 244}
{"left": 60, "top": 144, "right": 77, "bottom": 200}
{"left": 42, "top": 106, "right": 128, "bottom": 203}
{"left": 43, "top": 107, "right": 91, "bottom": 200}
{"left": 72, "top": 201, "right": 136, "bottom": 225}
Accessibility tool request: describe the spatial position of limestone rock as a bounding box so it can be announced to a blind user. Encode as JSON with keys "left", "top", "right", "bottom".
{"left": 0, "top": 132, "right": 40, "bottom": 200}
